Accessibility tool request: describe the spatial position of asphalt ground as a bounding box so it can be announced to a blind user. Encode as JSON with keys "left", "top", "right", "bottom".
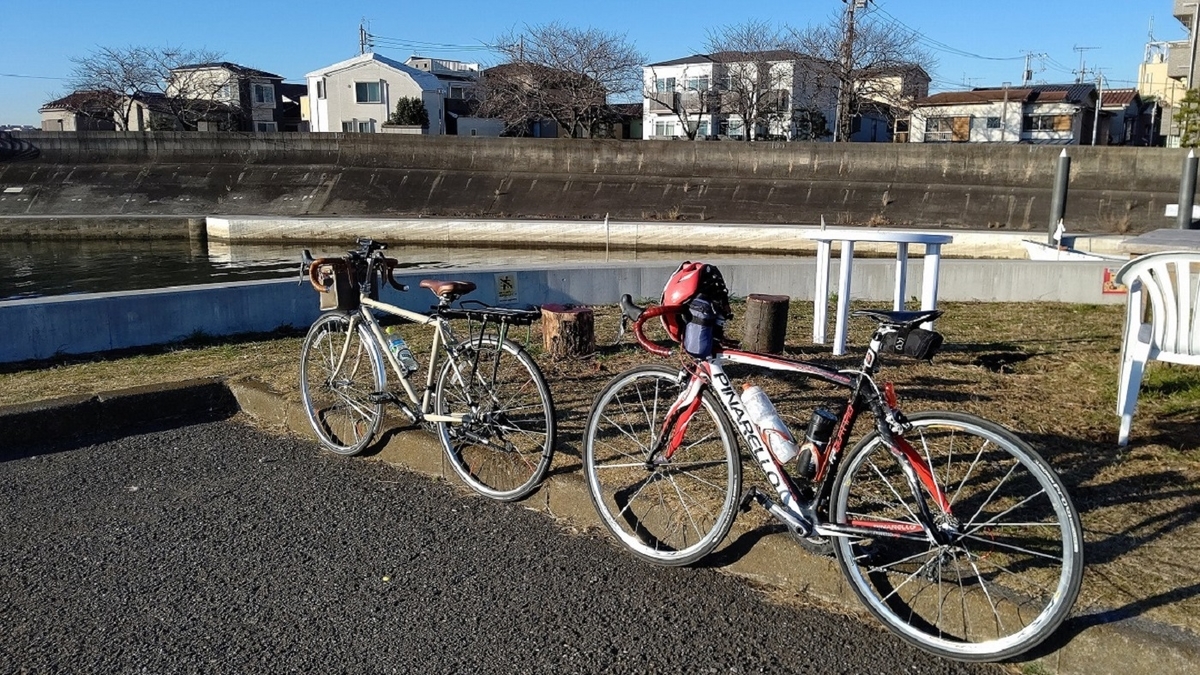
{"left": 0, "top": 418, "right": 998, "bottom": 675}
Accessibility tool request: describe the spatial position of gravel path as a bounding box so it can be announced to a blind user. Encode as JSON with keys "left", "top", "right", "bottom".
{"left": 0, "top": 419, "right": 999, "bottom": 674}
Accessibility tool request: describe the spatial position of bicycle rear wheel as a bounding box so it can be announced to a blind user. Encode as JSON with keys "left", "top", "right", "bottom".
{"left": 583, "top": 364, "right": 741, "bottom": 566}
{"left": 435, "top": 336, "right": 555, "bottom": 502}
{"left": 299, "top": 311, "right": 386, "bottom": 456}
{"left": 830, "top": 411, "right": 1083, "bottom": 662}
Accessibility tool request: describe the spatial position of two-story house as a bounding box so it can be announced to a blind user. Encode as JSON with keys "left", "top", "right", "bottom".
{"left": 167, "top": 62, "right": 287, "bottom": 132}
{"left": 306, "top": 53, "right": 445, "bottom": 134}
{"left": 643, "top": 52, "right": 829, "bottom": 141}
{"left": 643, "top": 52, "right": 926, "bottom": 142}
{"left": 909, "top": 84, "right": 1100, "bottom": 144}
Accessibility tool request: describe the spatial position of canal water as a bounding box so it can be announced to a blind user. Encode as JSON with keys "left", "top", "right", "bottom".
{"left": 0, "top": 239, "right": 792, "bottom": 301}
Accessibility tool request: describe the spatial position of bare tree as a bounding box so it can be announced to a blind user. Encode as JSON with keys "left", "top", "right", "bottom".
{"left": 480, "top": 23, "right": 645, "bottom": 137}
{"left": 68, "top": 45, "right": 227, "bottom": 131}
{"left": 790, "top": 3, "right": 935, "bottom": 142}
{"left": 704, "top": 21, "right": 797, "bottom": 142}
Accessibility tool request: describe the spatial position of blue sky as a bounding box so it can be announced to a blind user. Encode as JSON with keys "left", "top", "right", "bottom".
{"left": 0, "top": 0, "right": 1181, "bottom": 127}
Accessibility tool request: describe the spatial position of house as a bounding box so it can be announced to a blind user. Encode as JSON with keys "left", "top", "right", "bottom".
{"left": 167, "top": 62, "right": 288, "bottom": 132}
{"left": 42, "top": 62, "right": 296, "bottom": 133}
{"left": 403, "top": 56, "right": 480, "bottom": 101}
{"left": 642, "top": 52, "right": 830, "bottom": 141}
{"left": 642, "top": 52, "right": 924, "bottom": 142}
{"left": 1099, "top": 88, "right": 1157, "bottom": 146}
{"left": 909, "top": 84, "right": 1100, "bottom": 144}
{"left": 40, "top": 91, "right": 121, "bottom": 131}
{"left": 305, "top": 53, "right": 445, "bottom": 134}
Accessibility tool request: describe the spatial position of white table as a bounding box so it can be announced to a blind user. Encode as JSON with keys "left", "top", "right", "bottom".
{"left": 805, "top": 228, "right": 954, "bottom": 355}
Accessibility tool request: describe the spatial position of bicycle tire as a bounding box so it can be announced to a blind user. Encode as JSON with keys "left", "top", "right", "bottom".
{"left": 830, "top": 411, "right": 1083, "bottom": 662}
{"left": 299, "top": 311, "right": 386, "bottom": 456}
{"left": 583, "top": 364, "right": 741, "bottom": 566}
{"left": 434, "top": 336, "right": 556, "bottom": 502}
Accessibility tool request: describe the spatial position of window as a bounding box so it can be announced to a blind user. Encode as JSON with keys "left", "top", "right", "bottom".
{"left": 218, "top": 83, "right": 236, "bottom": 101}
{"left": 986, "top": 117, "right": 1001, "bottom": 129}
{"left": 719, "top": 118, "right": 744, "bottom": 139}
{"left": 356, "top": 81, "right": 382, "bottom": 103}
{"left": 255, "top": 121, "right": 278, "bottom": 132}
{"left": 316, "top": 80, "right": 326, "bottom": 99}
{"left": 342, "top": 121, "right": 355, "bottom": 132}
{"left": 253, "top": 83, "right": 275, "bottom": 106}
{"left": 655, "top": 77, "right": 676, "bottom": 93}
{"left": 684, "top": 75, "right": 709, "bottom": 91}
{"left": 358, "top": 120, "right": 374, "bottom": 133}
{"left": 1022, "top": 114, "right": 1072, "bottom": 132}
{"left": 924, "top": 116, "right": 969, "bottom": 142}
{"left": 654, "top": 120, "right": 675, "bottom": 137}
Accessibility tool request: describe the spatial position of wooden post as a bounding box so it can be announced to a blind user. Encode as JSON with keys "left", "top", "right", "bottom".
{"left": 742, "top": 294, "right": 790, "bottom": 354}
{"left": 541, "top": 303, "right": 595, "bottom": 359}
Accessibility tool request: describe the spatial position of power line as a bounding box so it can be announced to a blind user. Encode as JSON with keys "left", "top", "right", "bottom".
{"left": 1, "top": 73, "right": 67, "bottom": 81}
{"left": 870, "top": 4, "right": 1024, "bottom": 62}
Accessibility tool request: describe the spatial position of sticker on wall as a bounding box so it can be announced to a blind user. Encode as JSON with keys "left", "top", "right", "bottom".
{"left": 496, "top": 273, "right": 518, "bottom": 302}
{"left": 1102, "top": 267, "right": 1126, "bottom": 294}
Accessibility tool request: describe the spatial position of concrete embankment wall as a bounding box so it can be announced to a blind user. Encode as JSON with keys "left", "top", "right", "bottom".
{"left": 0, "top": 258, "right": 1124, "bottom": 363}
{"left": 0, "top": 132, "right": 1184, "bottom": 236}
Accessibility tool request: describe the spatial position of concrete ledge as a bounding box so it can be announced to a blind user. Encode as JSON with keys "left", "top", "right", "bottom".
{"left": 0, "top": 378, "right": 237, "bottom": 455}
{"left": 207, "top": 215, "right": 1132, "bottom": 259}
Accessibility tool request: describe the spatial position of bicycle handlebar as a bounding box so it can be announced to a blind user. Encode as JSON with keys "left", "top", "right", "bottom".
{"left": 628, "top": 302, "right": 686, "bottom": 358}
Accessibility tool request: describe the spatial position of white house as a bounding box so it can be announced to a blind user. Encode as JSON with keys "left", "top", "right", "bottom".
{"left": 306, "top": 53, "right": 445, "bottom": 134}
{"left": 910, "top": 84, "right": 1099, "bottom": 144}
{"left": 642, "top": 52, "right": 926, "bottom": 142}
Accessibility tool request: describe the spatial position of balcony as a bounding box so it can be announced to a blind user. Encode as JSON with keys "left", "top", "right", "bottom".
{"left": 1177, "top": 0, "right": 1198, "bottom": 27}
{"left": 648, "top": 93, "right": 679, "bottom": 112}
{"left": 1168, "top": 40, "right": 1195, "bottom": 81}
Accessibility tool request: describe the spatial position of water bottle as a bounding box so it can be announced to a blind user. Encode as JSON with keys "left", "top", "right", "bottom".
{"left": 384, "top": 326, "right": 418, "bottom": 374}
{"left": 795, "top": 408, "right": 839, "bottom": 480}
{"left": 739, "top": 383, "right": 799, "bottom": 463}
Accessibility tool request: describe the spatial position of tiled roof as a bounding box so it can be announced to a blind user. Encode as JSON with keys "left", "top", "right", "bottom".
{"left": 1101, "top": 88, "right": 1139, "bottom": 108}
{"left": 917, "top": 83, "right": 1098, "bottom": 107}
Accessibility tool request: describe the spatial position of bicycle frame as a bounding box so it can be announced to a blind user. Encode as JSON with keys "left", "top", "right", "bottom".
{"left": 350, "top": 296, "right": 463, "bottom": 425}
{"left": 636, "top": 305, "right": 952, "bottom": 544}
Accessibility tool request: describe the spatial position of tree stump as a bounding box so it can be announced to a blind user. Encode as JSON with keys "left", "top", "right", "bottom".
{"left": 742, "top": 294, "right": 790, "bottom": 354}
{"left": 541, "top": 304, "right": 595, "bottom": 359}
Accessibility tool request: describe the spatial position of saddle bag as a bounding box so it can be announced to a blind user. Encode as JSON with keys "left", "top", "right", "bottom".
{"left": 881, "top": 327, "right": 943, "bottom": 361}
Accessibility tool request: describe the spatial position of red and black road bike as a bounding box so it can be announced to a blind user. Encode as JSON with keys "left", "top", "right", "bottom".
{"left": 581, "top": 296, "right": 1082, "bottom": 662}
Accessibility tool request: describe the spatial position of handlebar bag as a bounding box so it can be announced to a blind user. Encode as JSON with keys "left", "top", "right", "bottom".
{"left": 315, "top": 259, "right": 359, "bottom": 311}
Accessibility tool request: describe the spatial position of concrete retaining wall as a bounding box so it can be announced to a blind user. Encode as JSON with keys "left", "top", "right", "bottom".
{"left": 0, "top": 132, "right": 1184, "bottom": 234}
{"left": 0, "top": 258, "right": 1124, "bottom": 363}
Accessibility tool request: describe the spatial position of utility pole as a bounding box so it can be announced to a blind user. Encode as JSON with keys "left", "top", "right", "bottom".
{"left": 1019, "top": 51, "right": 1046, "bottom": 87}
{"left": 1092, "top": 73, "right": 1104, "bottom": 145}
{"left": 835, "top": 0, "right": 869, "bottom": 142}
{"left": 359, "top": 21, "right": 367, "bottom": 55}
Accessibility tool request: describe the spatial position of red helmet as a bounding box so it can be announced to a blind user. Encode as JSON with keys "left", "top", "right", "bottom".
{"left": 660, "top": 262, "right": 732, "bottom": 341}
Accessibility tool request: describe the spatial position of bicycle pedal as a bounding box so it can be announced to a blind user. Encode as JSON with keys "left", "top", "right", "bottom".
{"left": 367, "top": 391, "right": 393, "bottom": 403}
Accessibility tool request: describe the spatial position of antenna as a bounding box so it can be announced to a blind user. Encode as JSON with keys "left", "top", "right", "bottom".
{"left": 1073, "top": 45, "right": 1099, "bottom": 83}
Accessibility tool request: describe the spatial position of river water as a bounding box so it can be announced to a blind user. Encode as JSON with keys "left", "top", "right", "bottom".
{"left": 0, "top": 239, "right": 791, "bottom": 301}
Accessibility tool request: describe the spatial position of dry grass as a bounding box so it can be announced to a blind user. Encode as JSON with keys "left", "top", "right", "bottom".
{"left": 4, "top": 299, "right": 1200, "bottom": 636}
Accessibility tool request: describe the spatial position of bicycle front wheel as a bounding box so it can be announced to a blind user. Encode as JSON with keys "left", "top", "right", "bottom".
{"left": 435, "top": 336, "right": 556, "bottom": 502}
{"left": 299, "top": 311, "right": 386, "bottom": 456}
{"left": 583, "top": 364, "right": 741, "bottom": 566}
{"left": 830, "top": 411, "right": 1083, "bottom": 662}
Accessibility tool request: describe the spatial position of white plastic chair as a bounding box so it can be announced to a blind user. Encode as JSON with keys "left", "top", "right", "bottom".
{"left": 1115, "top": 251, "right": 1200, "bottom": 446}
